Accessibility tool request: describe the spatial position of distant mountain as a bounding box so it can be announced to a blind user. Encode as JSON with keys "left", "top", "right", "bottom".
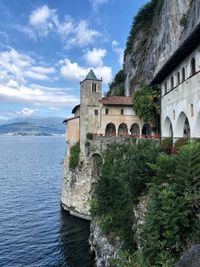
{"left": 0, "top": 117, "right": 65, "bottom": 136}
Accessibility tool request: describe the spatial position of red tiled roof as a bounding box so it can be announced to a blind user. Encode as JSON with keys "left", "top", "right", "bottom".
{"left": 100, "top": 96, "right": 133, "bottom": 106}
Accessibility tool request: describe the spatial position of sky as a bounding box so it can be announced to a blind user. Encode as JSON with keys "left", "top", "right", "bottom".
{"left": 0, "top": 0, "right": 148, "bottom": 121}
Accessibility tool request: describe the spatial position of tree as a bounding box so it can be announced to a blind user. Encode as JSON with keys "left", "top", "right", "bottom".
{"left": 133, "top": 84, "right": 160, "bottom": 124}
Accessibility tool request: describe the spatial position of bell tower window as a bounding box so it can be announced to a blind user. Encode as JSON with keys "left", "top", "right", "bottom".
{"left": 92, "top": 83, "right": 97, "bottom": 92}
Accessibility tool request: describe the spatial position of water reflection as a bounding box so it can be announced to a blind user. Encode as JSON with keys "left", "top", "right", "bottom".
{"left": 59, "top": 208, "right": 94, "bottom": 267}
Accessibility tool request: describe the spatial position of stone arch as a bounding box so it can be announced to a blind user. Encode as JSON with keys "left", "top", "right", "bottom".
{"left": 130, "top": 123, "right": 140, "bottom": 136}
{"left": 176, "top": 112, "right": 191, "bottom": 138}
{"left": 91, "top": 153, "right": 103, "bottom": 178}
{"left": 142, "top": 123, "right": 152, "bottom": 137}
{"left": 163, "top": 117, "right": 173, "bottom": 138}
{"left": 194, "top": 111, "right": 200, "bottom": 138}
{"left": 118, "top": 123, "right": 128, "bottom": 136}
{"left": 105, "top": 123, "right": 116, "bottom": 136}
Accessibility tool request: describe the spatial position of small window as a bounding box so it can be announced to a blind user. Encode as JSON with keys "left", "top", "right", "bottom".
{"left": 164, "top": 82, "right": 167, "bottom": 94}
{"left": 191, "top": 104, "right": 194, "bottom": 117}
{"left": 177, "top": 72, "right": 180, "bottom": 85}
{"left": 191, "top": 57, "right": 196, "bottom": 76}
{"left": 182, "top": 67, "right": 185, "bottom": 82}
{"left": 105, "top": 108, "right": 109, "bottom": 115}
{"left": 170, "top": 76, "right": 174, "bottom": 90}
{"left": 95, "top": 110, "right": 98, "bottom": 116}
{"left": 92, "top": 83, "right": 97, "bottom": 92}
{"left": 121, "top": 109, "right": 124, "bottom": 115}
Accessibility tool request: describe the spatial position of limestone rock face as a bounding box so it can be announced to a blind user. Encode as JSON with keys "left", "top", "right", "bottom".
{"left": 175, "top": 245, "right": 200, "bottom": 267}
{"left": 124, "top": 0, "right": 200, "bottom": 95}
{"left": 61, "top": 155, "right": 94, "bottom": 220}
{"left": 89, "top": 221, "right": 121, "bottom": 267}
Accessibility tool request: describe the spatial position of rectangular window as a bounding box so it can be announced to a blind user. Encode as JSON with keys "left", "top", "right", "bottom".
{"left": 105, "top": 108, "right": 109, "bottom": 115}
{"left": 92, "top": 83, "right": 97, "bottom": 92}
{"left": 95, "top": 110, "right": 98, "bottom": 116}
{"left": 121, "top": 109, "right": 124, "bottom": 115}
{"left": 164, "top": 82, "right": 167, "bottom": 94}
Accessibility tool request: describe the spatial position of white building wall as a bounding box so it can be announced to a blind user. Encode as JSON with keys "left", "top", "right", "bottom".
{"left": 161, "top": 46, "right": 200, "bottom": 139}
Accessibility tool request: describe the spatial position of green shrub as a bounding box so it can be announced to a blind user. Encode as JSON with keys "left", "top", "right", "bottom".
{"left": 160, "top": 137, "right": 173, "bottom": 154}
{"left": 69, "top": 142, "right": 80, "bottom": 169}
{"left": 140, "top": 142, "right": 200, "bottom": 266}
{"left": 174, "top": 138, "right": 189, "bottom": 152}
{"left": 179, "top": 14, "right": 187, "bottom": 27}
{"left": 91, "top": 140, "right": 159, "bottom": 250}
{"left": 86, "top": 133, "right": 94, "bottom": 140}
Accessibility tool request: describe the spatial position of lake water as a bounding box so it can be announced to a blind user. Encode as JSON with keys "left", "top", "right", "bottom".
{"left": 0, "top": 136, "right": 94, "bottom": 267}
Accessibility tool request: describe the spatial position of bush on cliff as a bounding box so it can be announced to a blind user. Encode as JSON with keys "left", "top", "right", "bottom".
{"left": 140, "top": 142, "right": 200, "bottom": 266}
{"left": 91, "top": 139, "right": 159, "bottom": 250}
{"left": 69, "top": 142, "right": 80, "bottom": 169}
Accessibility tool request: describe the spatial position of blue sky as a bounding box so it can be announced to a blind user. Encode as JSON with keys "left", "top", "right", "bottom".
{"left": 0, "top": 0, "right": 148, "bottom": 120}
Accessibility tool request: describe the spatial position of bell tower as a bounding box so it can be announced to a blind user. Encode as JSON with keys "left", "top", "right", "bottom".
{"left": 80, "top": 69, "right": 102, "bottom": 154}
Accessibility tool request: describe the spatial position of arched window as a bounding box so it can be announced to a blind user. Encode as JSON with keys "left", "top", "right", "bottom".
{"left": 118, "top": 123, "right": 128, "bottom": 136}
{"left": 176, "top": 112, "right": 190, "bottom": 138}
{"left": 130, "top": 123, "right": 140, "bottom": 136}
{"left": 105, "top": 123, "right": 116, "bottom": 136}
{"left": 191, "top": 57, "right": 196, "bottom": 76}
{"left": 163, "top": 117, "right": 173, "bottom": 138}
{"left": 184, "top": 117, "right": 190, "bottom": 138}
{"left": 177, "top": 72, "right": 180, "bottom": 85}
{"left": 170, "top": 76, "right": 174, "bottom": 90}
{"left": 142, "top": 123, "right": 152, "bottom": 137}
{"left": 182, "top": 67, "right": 185, "bottom": 82}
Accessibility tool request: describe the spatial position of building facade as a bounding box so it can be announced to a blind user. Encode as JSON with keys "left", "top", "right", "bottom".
{"left": 151, "top": 23, "right": 200, "bottom": 140}
{"left": 64, "top": 69, "right": 154, "bottom": 154}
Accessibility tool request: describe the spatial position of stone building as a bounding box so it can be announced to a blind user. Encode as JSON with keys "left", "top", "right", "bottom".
{"left": 151, "top": 23, "right": 200, "bottom": 140}
{"left": 64, "top": 69, "right": 153, "bottom": 154}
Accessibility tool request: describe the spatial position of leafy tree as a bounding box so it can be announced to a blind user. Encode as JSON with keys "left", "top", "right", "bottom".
{"left": 133, "top": 84, "right": 160, "bottom": 123}
{"left": 140, "top": 142, "right": 200, "bottom": 266}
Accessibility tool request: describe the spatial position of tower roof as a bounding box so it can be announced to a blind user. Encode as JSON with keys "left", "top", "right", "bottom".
{"left": 85, "top": 69, "right": 98, "bottom": 81}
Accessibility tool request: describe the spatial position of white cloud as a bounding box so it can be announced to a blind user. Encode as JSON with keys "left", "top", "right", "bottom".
{"left": 112, "top": 40, "right": 124, "bottom": 65}
{"left": 60, "top": 58, "right": 112, "bottom": 83}
{"left": 0, "top": 49, "right": 55, "bottom": 83}
{"left": 15, "top": 108, "right": 38, "bottom": 117}
{"left": 84, "top": 48, "right": 106, "bottom": 66}
{"left": 90, "top": 0, "right": 109, "bottom": 11}
{"left": 30, "top": 5, "right": 53, "bottom": 26}
{"left": 0, "top": 48, "right": 79, "bottom": 109}
{"left": 0, "top": 82, "right": 79, "bottom": 108}
{"left": 27, "top": 5, "right": 101, "bottom": 47}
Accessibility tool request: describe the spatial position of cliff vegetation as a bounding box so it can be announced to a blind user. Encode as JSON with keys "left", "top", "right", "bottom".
{"left": 91, "top": 140, "right": 200, "bottom": 266}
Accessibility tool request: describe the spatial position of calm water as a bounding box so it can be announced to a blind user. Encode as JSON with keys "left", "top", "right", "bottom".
{"left": 0, "top": 136, "right": 94, "bottom": 267}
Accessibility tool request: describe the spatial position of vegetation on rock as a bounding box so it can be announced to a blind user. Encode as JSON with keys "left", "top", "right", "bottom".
{"left": 91, "top": 140, "right": 159, "bottom": 251}
{"left": 69, "top": 142, "right": 80, "bottom": 169}
{"left": 125, "top": 0, "right": 163, "bottom": 56}
{"left": 107, "top": 69, "right": 125, "bottom": 96}
{"left": 91, "top": 140, "right": 200, "bottom": 266}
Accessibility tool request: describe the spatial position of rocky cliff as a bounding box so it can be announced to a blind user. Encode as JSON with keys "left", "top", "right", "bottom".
{"left": 124, "top": 0, "right": 200, "bottom": 95}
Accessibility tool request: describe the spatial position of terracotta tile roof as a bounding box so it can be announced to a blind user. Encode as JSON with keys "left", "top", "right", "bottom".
{"left": 100, "top": 96, "right": 133, "bottom": 106}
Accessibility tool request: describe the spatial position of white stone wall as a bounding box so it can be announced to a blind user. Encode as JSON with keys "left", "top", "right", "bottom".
{"left": 161, "top": 46, "right": 200, "bottom": 138}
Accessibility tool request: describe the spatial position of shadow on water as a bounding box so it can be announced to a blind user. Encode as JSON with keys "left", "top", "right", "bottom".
{"left": 59, "top": 208, "right": 95, "bottom": 267}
